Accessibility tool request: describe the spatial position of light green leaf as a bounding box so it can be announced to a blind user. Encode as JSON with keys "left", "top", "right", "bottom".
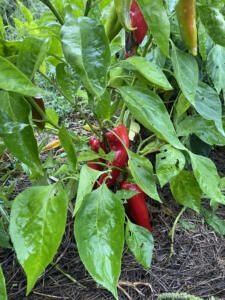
{"left": 0, "top": 56, "right": 43, "bottom": 97}
{"left": 0, "top": 111, "right": 28, "bottom": 135}
{"left": 189, "top": 152, "right": 225, "bottom": 206}
{"left": 206, "top": 45, "right": 225, "bottom": 93}
{"left": 0, "top": 92, "right": 43, "bottom": 177}
{"left": 9, "top": 184, "right": 69, "bottom": 295}
{"left": 119, "top": 86, "right": 185, "bottom": 150}
{"left": 61, "top": 9, "right": 111, "bottom": 97}
{"left": 174, "top": 94, "right": 191, "bottom": 117}
{"left": 177, "top": 116, "right": 225, "bottom": 146}
{"left": 170, "top": 170, "right": 202, "bottom": 213}
{"left": 171, "top": 44, "right": 199, "bottom": 104}
{"left": 74, "top": 165, "right": 103, "bottom": 215}
{"left": 114, "top": 0, "right": 133, "bottom": 31}
{"left": 121, "top": 56, "right": 172, "bottom": 91}
{"left": 128, "top": 151, "right": 160, "bottom": 202}
{"left": 58, "top": 126, "right": 77, "bottom": 170}
{"left": 17, "top": 37, "right": 51, "bottom": 79}
{"left": 194, "top": 82, "right": 224, "bottom": 137}
{"left": 137, "top": 0, "right": 170, "bottom": 56}
{"left": 156, "top": 145, "right": 185, "bottom": 187}
{"left": 16, "top": 0, "right": 33, "bottom": 23}
{"left": 198, "top": 6, "right": 225, "bottom": 47}
{"left": 201, "top": 208, "right": 225, "bottom": 236}
{"left": 74, "top": 184, "right": 124, "bottom": 299}
{"left": 126, "top": 220, "right": 154, "bottom": 269}
{"left": 0, "top": 265, "right": 7, "bottom": 300}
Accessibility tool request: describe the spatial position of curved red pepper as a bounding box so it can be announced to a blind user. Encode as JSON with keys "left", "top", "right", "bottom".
{"left": 121, "top": 181, "right": 152, "bottom": 232}
{"left": 130, "top": 0, "right": 148, "bottom": 45}
{"left": 87, "top": 136, "right": 105, "bottom": 171}
{"left": 98, "top": 124, "right": 129, "bottom": 187}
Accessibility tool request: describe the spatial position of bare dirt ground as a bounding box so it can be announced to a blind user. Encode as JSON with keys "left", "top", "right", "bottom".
{"left": 1, "top": 117, "right": 225, "bottom": 300}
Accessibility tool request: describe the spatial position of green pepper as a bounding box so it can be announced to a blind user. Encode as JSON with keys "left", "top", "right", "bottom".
{"left": 176, "top": 0, "right": 197, "bottom": 56}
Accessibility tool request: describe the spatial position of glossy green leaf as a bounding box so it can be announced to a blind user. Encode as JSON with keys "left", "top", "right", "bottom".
{"left": 177, "top": 116, "right": 225, "bottom": 146}
{"left": 128, "top": 151, "right": 160, "bottom": 202}
{"left": 206, "top": 45, "right": 225, "bottom": 93}
{"left": 74, "top": 165, "right": 103, "bottom": 215}
{"left": 189, "top": 152, "right": 225, "bottom": 206}
{"left": 119, "top": 86, "right": 185, "bottom": 150}
{"left": 175, "top": 94, "right": 191, "bottom": 117}
{"left": 61, "top": 9, "right": 111, "bottom": 97}
{"left": 170, "top": 170, "right": 202, "bottom": 213}
{"left": 114, "top": 0, "right": 133, "bottom": 31}
{"left": 0, "top": 56, "right": 43, "bottom": 97}
{"left": 0, "top": 265, "right": 7, "bottom": 300}
{"left": 56, "top": 63, "right": 78, "bottom": 102}
{"left": 126, "top": 220, "right": 154, "bottom": 269}
{"left": 74, "top": 184, "right": 124, "bottom": 299}
{"left": 198, "top": 21, "right": 208, "bottom": 61}
{"left": 58, "top": 126, "right": 77, "bottom": 170}
{"left": 171, "top": 44, "right": 199, "bottom": 104}
{"left": 198, "top": 6, "right": 225, "bottom": 47}
{"left": 201, "top": 208, "right": 225, "bottom": 236}
{"left": 194, "top": 82, "right": 224, "bottom": 137}
{"left": 0, "top": 92, "right": 43, "bottom": 177}
{"left": 137, "top": 0, "right": 170, "bottom": 56}
{"left": 9, "top": 184, "right": 69, "bottom": 295}
{"left": 121, "top": 56, "right": 172, "bottom": 90}
{"left": 156, "top": 145, "right": 185, "bottom": 187}
{"left": 0, "top": 111, "right": 28, "bottom": 135}
{"left": 17, "top": 37, "right": 51, "bottom": 79}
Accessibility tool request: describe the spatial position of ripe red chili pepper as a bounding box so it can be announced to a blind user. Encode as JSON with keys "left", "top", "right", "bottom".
{"left": 121, "top": 181, "right": 153, "bottom": 232}
{"left": 98, "top": 124, "right": 129, "bottom": 187}
{"left": 87, "top": 136, "right": 105, "bottom": 171}
{"left": 130, "top": 0, "right": 148, "bottom": 45}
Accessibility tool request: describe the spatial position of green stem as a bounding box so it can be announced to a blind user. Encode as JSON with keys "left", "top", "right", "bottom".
{"left": 84, "top": 0, "right": 92, "bottom": 16}
{"left": 137, "top": 134, "right": 155, "bottom": 153}
{"left": 142, "top": 37, "right": 152, "bottom": 57}
{"left": 53, "top": 264, "right": 86, "bottom": 288}
{"left": 169, "top": 207, "right": 186, "bottom": 258}
{"left": 39, "top": 0, "right": 64, "bottom": 25}
{"left": 38, "top": 71, "right": 100, "bottom": 138}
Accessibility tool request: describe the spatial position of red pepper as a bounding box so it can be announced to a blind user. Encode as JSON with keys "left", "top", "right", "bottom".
{"left": 32, "top": 97, "right": 45, "bottom": 129}
{"left": 87, "top": 136, "right": 105, "bottom": 171}
{"left": 98, "top": 124, "right": 129, "bottom": 187}
{"left": 121, "top": 181, "right": 152, "bottom": 232}
{"left": 130, "top": 0, "right": 148, "bottom": 45}
{"left": 125, "top": 0, "right": 148, "bottom": 58}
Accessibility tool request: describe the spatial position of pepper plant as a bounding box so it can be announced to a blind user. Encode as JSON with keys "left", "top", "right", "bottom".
{"left": 0, "top": 0, "right": 225, "bottom": 299}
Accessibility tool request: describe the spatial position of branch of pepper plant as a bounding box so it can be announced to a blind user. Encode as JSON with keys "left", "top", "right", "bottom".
{"left": 38, "top": 71, "right": 101, "bottom": 138}
{"left": 39, "top": 0, "right": 64, "bottom": 25}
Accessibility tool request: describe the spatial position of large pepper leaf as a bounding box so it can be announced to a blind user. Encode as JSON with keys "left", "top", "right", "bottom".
{"left": 0, "top": 92, "right": 43, "bottom": 177}
{"left": 0, "top": 265, "right": 7, "bottom": 300}
{"left": 198, "top": 6, "right": 225, "bottom": 48}
{"left": 74, "top": 184, "right": 124, "bottom": 299}
{"left": 0, "top": 110, "right": 28, "bottom": 135}
{"left": 119, "top": 86, "right": 185, "bottom": 150}
{"left": 61, "top": 8, "right": 111, "bottom": 97}
{"left": 9, "top": 183, "right": 69, "bottom": 295}
{"left": 171, "top": 44, "right": 199, "bottom": 104}
{"left": 120, "top": 56, "right": 173, "bottom": 91}
{"left": 126, "top": 220, "right": 154, "bottom": 269}
{"left": 0, "top": 56, "right": 43, "bottom": 97}
{"left": 17, "top": 36, "right": 51, "bottom": 79}
{"left": 137, "top": 0, "right": 170, "bottom": 56}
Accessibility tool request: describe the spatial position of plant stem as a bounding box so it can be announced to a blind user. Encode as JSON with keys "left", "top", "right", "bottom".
{"left": 84, "top": 0, "right": 92, "bottom": 16}
{"left": 39, "top": 0, "right": 64, "bottom": 25}
{"left": 38, "top": 71, "right": 101, "bottom": 138}
{"left": 53, "top": 264, "right": 85, "bottom": 288}
{"left": 142, "top": 37, "right": 152, "bottom": 57}
{"left": 169, "top": 206, "right": 186, "bottom": 258}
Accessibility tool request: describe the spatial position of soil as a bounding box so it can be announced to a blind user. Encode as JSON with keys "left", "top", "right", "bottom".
{"left": 1, "top": 120, "right": 225, "bottom": 300}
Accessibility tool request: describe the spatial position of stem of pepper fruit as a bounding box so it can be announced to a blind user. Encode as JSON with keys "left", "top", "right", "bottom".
{"left": 38, "top": 71, "right": 101, "bottom": 139}
{"left": 39, "top": 0, "right": 64, "bottom": 25}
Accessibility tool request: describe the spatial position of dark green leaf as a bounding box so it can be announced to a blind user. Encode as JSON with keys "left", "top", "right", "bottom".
{"left": 137, "top": 0, "right": 170, "bottom": 56}
{"left": 9, "top": 184, "right": 69, "bottom": 295}
{"left": 156, "top": 145, "right": 185, "bottom": 187}
{"left": 58, "top": 126, "right": 77, "bottom": 170}
{"left": 170, "top": 170, "right": 202, "bottom": 213}
{"left": 0, "top": 265, "right": 7, "bottom": 300}
{"left": 201, "top": 208, "right": 225, "bottom": 236}
{"left": 119, "top": 86, "right": 185, "bottom": 150}
{"left": 0, "top": 56, "right": 43, "bottom": 97}
{"left": 61, "top": 9, "right": 111, "bottom": 97}
{"left": 171, "top": 44, "right": 199, "bottom": 104}
{"left": 126, "top": 220, "right": 154, "bottom": 269}
{"left": 128, "top": 151, "right": 160, "bottom": 202}
{"left": 74, "top": 184, "right": 124, "bottom": 299}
